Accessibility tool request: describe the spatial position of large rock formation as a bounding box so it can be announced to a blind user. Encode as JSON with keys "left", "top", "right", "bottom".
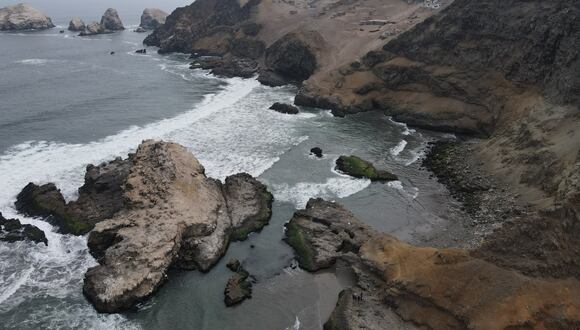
{"left": 78, "top": 8, "right": 124, "bottom": 36}
{"left": 0, "top": 212, "right": 47, "bottom": 245}
{"left": 68, "top": 18, "right": 85, "bottom": 31}
{"left": 286, "top": 199, "right": 580, "bottom": 329}
{"left": 100, "top": 8, "right": 124, "bottom": 31}
{"left": 76, "top": 140, "right": 272, "bottom": 313}
{"left": 139, "top": 8, "right": 168, "bottom": 30}
{"left": 0, "top": 3, "right": 54, "bottom": 30}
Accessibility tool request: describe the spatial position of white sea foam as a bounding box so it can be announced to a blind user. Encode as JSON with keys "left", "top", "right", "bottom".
{"left": 271, "top": 176, "right": 371, "bottom": 208}
{"left": 390, "top": 140, "right": 407, "bottom": 156}
{"left": 15, "top": 59, "right": 55, "bottom": 65}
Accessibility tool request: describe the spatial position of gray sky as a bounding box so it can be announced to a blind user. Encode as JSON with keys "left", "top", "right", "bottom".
{"left": 0, "top": 0, "right": 193, "bottom": 25}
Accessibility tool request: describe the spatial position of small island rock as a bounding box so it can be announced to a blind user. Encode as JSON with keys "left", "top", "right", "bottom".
{"left": 0, "top": 212, "right": 47, "bottom": 245}
{"left": 100, "top": 8, "right": 124, "bottom": 31}
{"left": 269, "top": 102, "right": 299, "bottom": 115}
{"left": 68, "top": 18, "right": 85, "bottom": 31}
{"left": 335, "top": 155, "right": 397, "bottom": 182}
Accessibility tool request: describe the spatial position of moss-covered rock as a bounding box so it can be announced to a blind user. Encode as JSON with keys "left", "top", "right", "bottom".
{"left": 15, "top": 182, "right": 92, "bottom": 235}
{"left": 224, "top": 262, "right": 253, "bottom": 306}
{"left": 335, "top": 155, "right": 397, "bottom": 182}
{"left": 284, "top": 220, "right": 316, "bottom": 271}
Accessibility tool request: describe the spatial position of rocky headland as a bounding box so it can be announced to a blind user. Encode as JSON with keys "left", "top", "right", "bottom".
{"left": 0, "top": 3, "right": 54, "bottom": 31}
{"left": 15, "top": 140, "right": 273, "bottom": 313}
{"left": 142, "top": 0, "right": 580, "bottom": 326}
{"left": 286, "top": 198, "right": 580, "bottom": 329}
{"left": 79, "top": 8, "right": 124, "bottom": 36}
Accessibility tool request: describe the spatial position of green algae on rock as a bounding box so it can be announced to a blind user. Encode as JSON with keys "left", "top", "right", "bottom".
{"left": 335, "top": 155, "right": 397, "bottom": 182}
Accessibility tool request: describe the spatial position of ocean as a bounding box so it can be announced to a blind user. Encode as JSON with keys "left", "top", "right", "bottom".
{"left": 0, "top": 17, "right": 454, "bottom": 330}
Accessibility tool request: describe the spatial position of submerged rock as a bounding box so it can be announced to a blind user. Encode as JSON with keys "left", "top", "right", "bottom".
{"left": 80, "top": 140, "right": 272, "bottom": 313}
{"left": 139, "top": 8, "right": 168, "bottom": 30}
{"left": 335, "top": 155, "right": 397, "bottom": 182}
{"left": 286, "top": 199, "right": 580, "bottom": 329}
{"left": 100, "top": 8, "right": 124, "bottom": 31}
{"left": 68, "top": 18, "right": 85, "bottom": 31}
{"left": 0, "top": 212, "right": 47, "bottom": 245}
{"left": 269, "top": 102, "right": 299, "bottom": 115}
{"left": 133, "top": 27, "right": 146, "bottom": 33}
{"left": 0, "top": 3, "right": 55, "bottom": 31}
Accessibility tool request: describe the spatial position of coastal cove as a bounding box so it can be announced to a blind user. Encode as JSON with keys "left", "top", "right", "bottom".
{"left": 0, "top": 27, "right": 461, "bottom": 329}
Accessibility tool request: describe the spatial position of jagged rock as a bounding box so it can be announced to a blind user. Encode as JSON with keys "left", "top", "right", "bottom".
{"left": 135, "top": 49, "right": 147, "bottom": 54}
{"left": 191, "top": 56, "right": 258, "bottom": 78}
{"left": 286, "top": 199, "right": 580, "bottom": 329}
{"left": 0, "top": 212, "right": 47, "bottom": 245}
{"left": 82, "top": 140, "right": 272, "bottom": 313}
{"left": 269, "top": 102, "right": 299, "bottom": 115}
{"left": 0, "top": 3, "right": 54, "bottom": 30}
{"left": 335, "top": 155, "right": 398, "bottom": 182}
{"left": 80, "top": 21, "right": 105, "bottom": 36}
{"left": 226, "top": 258, "right": 241, "bottom": 272}
{"left": 224, "top": 269, "right": 252, "bottom": 306}
{"left": 100, "top": 8, "right": 124, "bottom": 31}
{"left": 139, "top": 8, "right": 168, "bottom": 30}
{"left": 310, "top": 147, "right": 323, "bottom": 158}
{"left": 133, "top": 27, "right": 146, "bottom": 33}
{"left": 230, "top": 38, "right": 265, "bottom": 60}
{"left": 68, "top": 18, "right": 85, "bottom": 31}
{"left": 264, "top": 31, "right": 322, "bottom": 83}
{"left": 257, "top": 70, "right": 288, "bottom": 87}
{"left": 15, "top": 157, "right": 130, "bottom": 235}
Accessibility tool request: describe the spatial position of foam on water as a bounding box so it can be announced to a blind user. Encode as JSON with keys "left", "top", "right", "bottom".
{"left": 15, "top": 59, "right": 56, "bottom": 65}
{"left": 390, "top": 140, "right": 407, "bottom": 156}
{"left": 270, "top": 176, "right": 371, "bottom": 209}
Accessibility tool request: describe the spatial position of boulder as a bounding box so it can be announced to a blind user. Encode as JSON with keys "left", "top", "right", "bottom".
{"left": 100, "top": 8, "right": 124, "bottom": 31}
{"left": 269, "top": 102, "right": 299, "bottom": 115}
{"left": 224, "top": 260, "right": 252, "bottom": 306}
{"left": 0, "top": 3, "right": 54, "bottom": 30}
{"left": 139, "top": 8, "right": 168, "bottom": 30}
{"left": 133, "top": 27, "right": 146, "bottom": 33}
{"left": 0, "top": 212, "right": 47, "bottom": 245}
{"left": 68, "top": 18, "right": 85, "bottom": 31}
{"left": 310, "top": 147, "right": 323, "bottom": 158}
{"left": 335, "top": 155, "right": 398, "bottom": 182}
{"left": 81, "top": 140, "right": 272, "bottom": 313}
{"left": 286, "top": 199, "right": 580, "bottom": 329}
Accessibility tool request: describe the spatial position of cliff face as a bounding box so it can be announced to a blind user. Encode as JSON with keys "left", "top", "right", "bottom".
{"left": 145, "top": 0, "right": 445, "bottom": 85}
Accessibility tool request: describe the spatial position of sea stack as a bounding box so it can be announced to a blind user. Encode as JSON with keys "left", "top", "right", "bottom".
{"left": 0, "top": 3, "right": 54, "bottom": 30}
{"left": 140, "top": 8, "right": 168, "bottom": 30}
{"left": 100, "top": 8, "right": 124, "bottom": 31}
{"left": 68, "top": 18, "right": 85, "bottom": 31}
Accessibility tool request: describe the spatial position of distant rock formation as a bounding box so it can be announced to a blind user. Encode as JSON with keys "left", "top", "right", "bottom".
{"left": 0, "top": 3, "right": 54, "bottom": 30}
{"left": 68, "top": 18, "right": 85, "bottom": 31}
{"left": 0, "top": 212, "right": 47, "bottom": 245}
{"left": 100, "top": 8, "right": 124, "bottom": 31}
{"left": 78, "top": 8, "right": 124, "bottom": 36}
{"left": 286, "top": 199, "right": 580, "bottom": 329}
{"left": 139, "top": 8, "right": 167, "bottom": 30}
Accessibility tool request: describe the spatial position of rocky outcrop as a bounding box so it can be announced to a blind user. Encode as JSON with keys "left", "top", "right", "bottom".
{"left": 78, "top": 8, "right": 124, "bottom": 36}
{"left": 335, "top": 155, "right": 397, "bottom": 182}
{"left": 80, "top": 140, "right": 272, "bottom": 313}
{"left": 68, "top": 18, "right": 85, "bottom": 31}
{"left": 15, "top": 157, "right": 130, "bottom": 235}
{"left": 269, "top": 102, "right": 299, "bottom": 115}
{"left": 79, "top": 21, "right": 105, "bottom": 36}
{"left": 100, "top": 8, "right": 124, "bottom": 31}
{"left": 261, "top": 31, "right": 322, "bottom": 84}
{"left": 139, "top": 8, "right": 168, "bottom": 30}
{"left": 224, "top": 258, "right": 253, "bottom": 306}
{"left": 286, "top": 199, "right": 580, "bottom": 329}
{"left": 0, "top": 3, "right": 54, "bottom": 30}
{"left": 0, "top": 212, "right": 47, "bottom": 245}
